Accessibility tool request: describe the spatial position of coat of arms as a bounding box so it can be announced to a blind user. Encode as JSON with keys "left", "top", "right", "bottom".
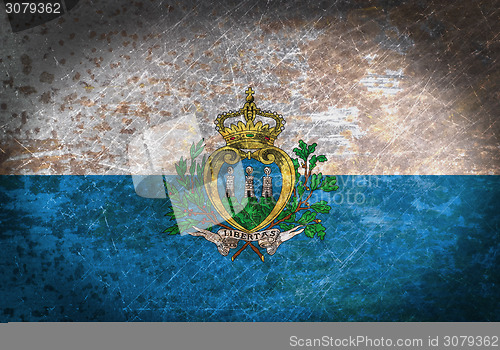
{"left": 163, "top": 88, "right": 339, "bottom": 261}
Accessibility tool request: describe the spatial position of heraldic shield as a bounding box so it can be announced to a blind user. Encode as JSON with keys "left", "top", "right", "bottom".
{"left": 204, "top": 88, "right": 296, "bottom": 234}
{"left": 162, "top": 86, "right": 337, "bottom": 261}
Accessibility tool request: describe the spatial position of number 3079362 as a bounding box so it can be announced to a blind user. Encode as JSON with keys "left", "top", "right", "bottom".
{"left": 5, "top": 2, "right": 62, "bottom": 14}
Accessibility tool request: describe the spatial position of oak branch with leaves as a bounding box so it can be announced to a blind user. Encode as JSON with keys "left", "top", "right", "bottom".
{"left": 267, "top": 140, "right": 339, "bottom": 240}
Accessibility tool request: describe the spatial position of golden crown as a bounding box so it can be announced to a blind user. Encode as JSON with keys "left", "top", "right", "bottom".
{"left": 215, "top": 87, "right": 285, "bottom": 149}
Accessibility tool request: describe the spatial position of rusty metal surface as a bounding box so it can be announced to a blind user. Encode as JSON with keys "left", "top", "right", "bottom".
{"left": 0, "top": 0, "right": 498, "bottom": 175}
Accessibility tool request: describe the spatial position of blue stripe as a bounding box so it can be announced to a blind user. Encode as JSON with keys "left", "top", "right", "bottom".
{"left": 1, "top": 175, "right": 499, "bottom": 321}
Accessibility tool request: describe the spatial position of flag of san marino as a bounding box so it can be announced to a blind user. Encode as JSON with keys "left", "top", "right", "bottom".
{"left": 1, "top": 1, "right": 498, "bottom": 322}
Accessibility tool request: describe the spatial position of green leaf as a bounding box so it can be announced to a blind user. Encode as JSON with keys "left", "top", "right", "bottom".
{"left": 309, "top": 155, "right": 317, "bottom": 170}
{"left": 296, "top": 181, "right": 305, "bottom": 198}
{"left": 304, "top": 223, "right": 326, "bottom": 239}
{"left": 192, "top": 189, "right": 202, "bottom": 207}
{"left": 193, "top": 139, "right": 204, "bottom": 159}
{"left": 189, "top": 161, "right": 196, "bottom": 176}
{"left": 194, "top": 176, "right": 203, "bottom": 189}
{"left": 292, "top": 158, "right": 301, "bottom": 183}
{"left": 310, "top": 200, "right": 331, "bottom": 213}
{"left": 190, "top": 143, "right": 195, "bottom": 159}
{"left": 287, "top": 196, "right": 299, "bottom": 212}
{"left": 307, "top": 143, "right": 317, "bottom": 155}
{"left": 310, "top": 173, "right": 322, "bottom": 190}
{"left": 163, "top": 225, "right": 180, "bottom": 235}
{"left": 298, "top": 211, "right": 317, "bottom": 225}
{"left": 196, "top": 138, "right": 204, "bottom": 151}
{"left": 316, "top": 224, "right": 327, "bottom": 240}
{"left": 169, "top": 185, "right": 179, "bottom": 195}
{"left": 299, "top": 140, "right": 307, "bottom": 151}
{"left": 317, "top": 155, "right": 327, "bottom": 162}
{"left": 196, "top": 163, "right": 203, "bottom": 178}
{"left": 175, "top": 157, "right": 188, "bottom": 182}
{"left": 279, "top": 223, "right": 295, "bottom": 231}
{"left": 317, "top": 173, "right": 323, "bottom": 189}
{"left": 304, "top": 225, "right": 316, "bottom": 238}
{"left": 177, "top": 177, "right": 189, "bottom": 189}
{"left": 165, "top": 210, "right": 189, "bottom": 220}
{"left": 177, "top": 218, "right": 198, "bottom": 233}
{"left": 175, "top": 163, "right": 185, "bottom": 179}
{"left": 293, "top": 147, "right": 306, "bottom": 161}
{"left": 320, "top": 176, "right": 339, "bottom": 192}
{"left": 310, "top": 174, "right": 316, "bottom": 189}
{"left": 194, "top": 148, "right": 203, "bottom": 159}
{"left": 181, "top": 195, "right": 188, "bottom": 208}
